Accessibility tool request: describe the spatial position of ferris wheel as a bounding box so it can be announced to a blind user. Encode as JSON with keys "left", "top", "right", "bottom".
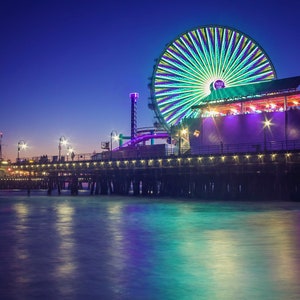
{"left": 149, "top": 25, "right": 277, "bottom": 130}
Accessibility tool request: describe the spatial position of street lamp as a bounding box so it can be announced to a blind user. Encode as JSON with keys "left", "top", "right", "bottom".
{"left": 17, "top": 140, "right": 27, "bottom": 162}
{"left": 58, "top": 136, "right": 67, "bottom": 162}
{"left": 110, "top": 130, "right": 118, "bottom": 159}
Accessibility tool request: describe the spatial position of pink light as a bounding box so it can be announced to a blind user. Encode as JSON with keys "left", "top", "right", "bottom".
{"left": 129, "top": 92, "right": 139, "bottom": 102}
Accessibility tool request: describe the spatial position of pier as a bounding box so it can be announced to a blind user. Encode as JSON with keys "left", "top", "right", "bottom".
{"left": 1, "top": 148, "right": 300, "bottom": 201}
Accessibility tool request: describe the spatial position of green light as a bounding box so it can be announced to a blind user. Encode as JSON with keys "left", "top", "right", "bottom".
{"left": 151, "top": 25, "right": 276, "bottom": 129}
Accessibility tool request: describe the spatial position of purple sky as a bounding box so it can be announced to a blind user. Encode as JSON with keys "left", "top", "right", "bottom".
{"left": 1, "top": 0, "right": 300, "bottom": 161}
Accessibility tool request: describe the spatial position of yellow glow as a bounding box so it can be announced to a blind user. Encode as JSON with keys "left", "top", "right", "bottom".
{"left": 57, "top": 203, "right": 74, "bottom": 223}
{"left": 15, "top": 203, "right": 29, "bottom": 218}
{"left": 181, "top": 128, "right": 187, "bottom": 135}
{"left": 263, "top": 118, "right": 273, "bottom": 128}
{"left": 193, "top": 130, "right": 200, "bottom": 137}
{"left": 203, "top": 79, "right": 213, "bottom": 95}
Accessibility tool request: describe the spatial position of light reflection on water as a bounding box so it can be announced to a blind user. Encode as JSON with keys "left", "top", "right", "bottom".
{"left": 0, "top": 195, "right": 300, "bottom": 300}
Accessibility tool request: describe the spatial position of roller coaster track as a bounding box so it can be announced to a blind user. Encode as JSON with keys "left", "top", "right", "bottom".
{"left": 116, "top": 131, "right": 169, "bottom": 149}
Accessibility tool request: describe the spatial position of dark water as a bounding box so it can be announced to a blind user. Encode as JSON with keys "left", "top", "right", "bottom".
{"left": 1, "top": 191, "right": 300, "bottom": 300}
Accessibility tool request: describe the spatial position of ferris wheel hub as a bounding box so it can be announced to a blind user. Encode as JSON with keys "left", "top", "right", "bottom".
{"left": 213, "top": 79, "right": 226, "bottom": 90}
{"left": 209, "top": 79, "right": 226, "bottom": 92}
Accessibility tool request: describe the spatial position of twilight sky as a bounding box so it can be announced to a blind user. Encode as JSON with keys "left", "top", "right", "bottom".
{"left": 1, "top": 0, "right": 299, "bottom": 161}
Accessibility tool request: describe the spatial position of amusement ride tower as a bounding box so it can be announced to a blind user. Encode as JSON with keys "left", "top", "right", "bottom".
{"left": 130, "top": 92, "right": 139, "bottom": 141}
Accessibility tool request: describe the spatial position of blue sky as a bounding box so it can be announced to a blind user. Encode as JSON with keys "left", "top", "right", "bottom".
{"left": 1, "top": 0, "right": 299, "bottom": 160}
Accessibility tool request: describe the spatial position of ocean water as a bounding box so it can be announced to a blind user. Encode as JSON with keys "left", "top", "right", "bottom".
{"left": 0, "top": 191, "right": 300, "bottom": 300}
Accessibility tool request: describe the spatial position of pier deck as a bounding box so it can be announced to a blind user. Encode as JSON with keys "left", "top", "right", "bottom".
{"left": 1, "top": 150, "right": 299, "bottom": 201}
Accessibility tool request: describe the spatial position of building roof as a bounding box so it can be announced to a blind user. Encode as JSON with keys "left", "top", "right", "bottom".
{"left": 192, "top": 76, "right": 300, "bottom": 109}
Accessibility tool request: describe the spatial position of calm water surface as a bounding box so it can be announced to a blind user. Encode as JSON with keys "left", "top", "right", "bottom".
{"left": 0, "top": 191, "right": 300, "bottom": 300}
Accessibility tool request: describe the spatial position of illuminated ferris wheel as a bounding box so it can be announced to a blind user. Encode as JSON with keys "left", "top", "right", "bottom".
{"left": 149, "top": 25, "right": 277, "bottom": 130}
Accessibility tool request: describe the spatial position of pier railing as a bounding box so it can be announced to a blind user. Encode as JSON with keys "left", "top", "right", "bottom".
{"left": 191, "top": 139, "right": 300, "bottom": 155}
{"left": 13, "top": 139, "right": 300, "bottom": 164}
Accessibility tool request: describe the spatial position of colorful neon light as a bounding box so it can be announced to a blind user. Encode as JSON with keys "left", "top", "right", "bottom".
{"left": 150, "top": 25, "right": 277, "bottom": 129}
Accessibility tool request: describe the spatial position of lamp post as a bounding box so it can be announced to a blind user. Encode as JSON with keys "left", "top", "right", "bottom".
{"left": 17, "top": 140, "right": 27, "bottom": 162}
{"left": 110, "top": 130, "right": 118, "bottom": 159}
{"left": 0, "top": 132, "right": 3, "bottom": 161}
{"left": 178, "top": 128, "right": 187, "bottom": 156}
{"left": 67, "top": 146, "right": 75, "bottom": 161}
{"left": 58, "top": 136, "right": 67, "bottom": 162}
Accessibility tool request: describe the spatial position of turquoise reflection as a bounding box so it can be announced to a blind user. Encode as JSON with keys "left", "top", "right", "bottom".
{"left": 103, "top": 201, "right": 300, "bottom": 299}
{"left": 1, "top": 198, "right": 300, "bottom": 299}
